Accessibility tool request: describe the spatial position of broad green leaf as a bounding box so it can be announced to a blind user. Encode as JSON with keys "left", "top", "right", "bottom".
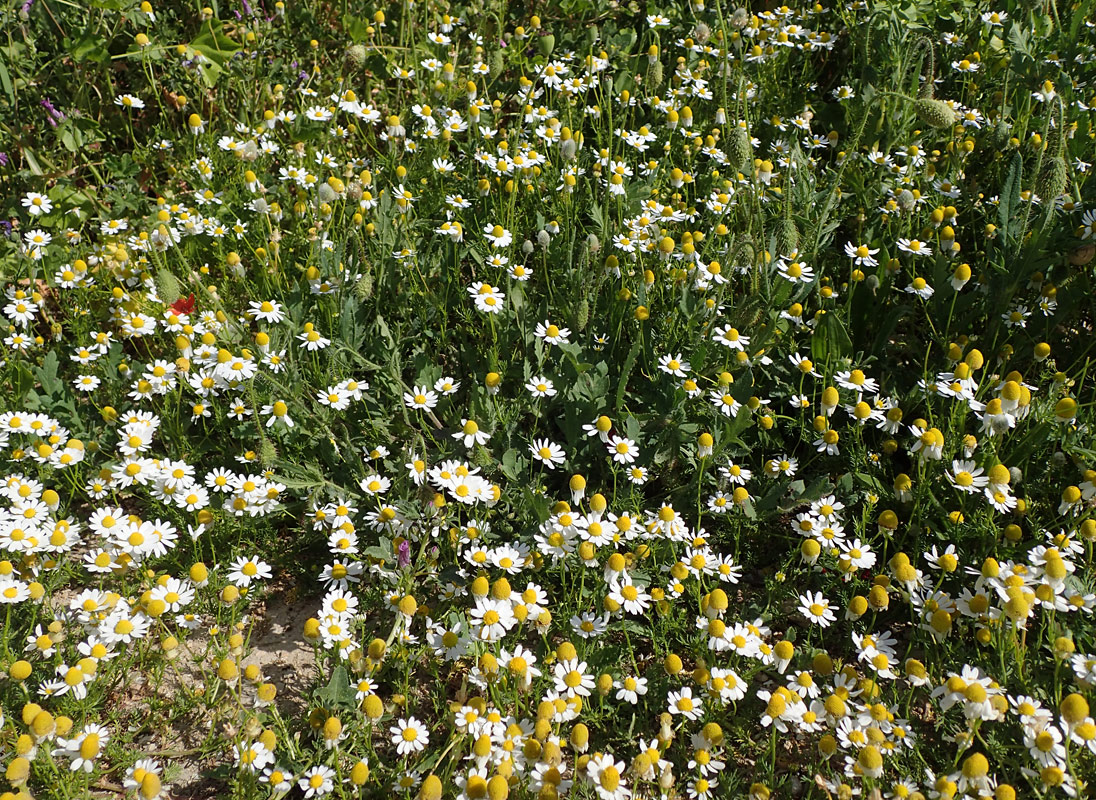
{"left": 344, "top": 14, "right": 371, "bottom": 43}
{"left": 1007, "top": 23, "right": 1031, "bottom": 58}
{"left": 196, "top": 60, "right": 224, "bottom": 89}
{"left": 779, "top": 475, "right": 835, "bottom": 512}
{"left": 12, "top": 363, "right": 34, "bottom": 399}
{"left": 810, "top": 311, "right": 852, "bottom": 365}
{"left": 65, "top": 28, "right": 110, "bottom": 64}
{"left": 190, "top": 21, "right": 240, "bottom": 86}
{"left": 608, "top": 27, "right": 637, "bottom": 53}
{"left": 500, "top": 448, "right": 524, "bottom": 480}
{"left": 0, "top": 59, "right": 12, "bottom": 103}
{"left": 34, "top": 350, "right": 62, "bottom": 397}
{"left": 22, "top": 148, "right": 44, "bottom": 176}
{"left": 315, "top": 665, "right": 357, "bottom": 709}
{"left": 60, "top": 128, "right": 78, "bottom": 153}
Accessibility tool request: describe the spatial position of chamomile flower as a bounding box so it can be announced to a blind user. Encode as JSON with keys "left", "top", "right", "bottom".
{"left": 835, "top": 369, "right": 879, "bottom": 395}
{"left": 434, "top": 376, "right": 460, "bottom": 395}
{"left": 710, "top": 390, "right": 742, "bottom": 418}
{"left": 469, "top": 597, "right": 515, "bottom": 641}
{"left": 453, "top": 419, "right": 491, "bottom": 449}
{"left": 261, "top": 401, "right": 294, "bottom": 429}
{"left": 586, "top": 753, "right": 629, "bottom": 800}
{"left": 530, "top": 438, "right": 566, "bottom": 469}
{"left": 897, "top": 238, "right": 932, "bottom": 256}
{"left": 115, "top": 94, "right": 145, "bottom": 110}
{"left": 614, "top": 675, "right": 649, "bottom": 704}
{"left": 553, "top": 658, "right": 595, "bottom": 697}
{"left": 525, "top": 376, "right": 557, "bottom": 399}
{"left": 227, "top": 555, "right": 272, "bottom": 587}
{"left": 534, "top": 320, "right": 570, "bottom": 345}
{"left": 658, "top": 353, "right": 690, "bottom": 376}
{"left": 468, "top": 282, "right": 505, "bottom": 314}
{"left": 482, "top": 224, "right": 513, "bottom": 248}
{"left": 947, "top": 460, "right": 989, "bottom": 493}
{"left": 799, "top": 591, "right": 837, "bottom": 627}
{"left": 317, "top": 386, "right": 350, "bottom": 410}
{"left": 606, "top": 435, "right": 639, "bottom": 464}
{"left": 712, "top": 325, "right": 749, "bottom": 350}
{"left": 21, "top": 192, "right": 53, "bottom": 217}
{"left": 390, "top": 717, "right": 430, "bottom": 755}
{"left": 777, "top": 257, "right": 815, "bottom": 283}
{"left": 297, "top": 325, "right": 331, "bottom": 351}
{"left": 667, "top": 686, "right": 704, "bottom": 720}
{"left": 248, "top": 300, "right": 284, "bottom": 323}
{"left": 845, "top": 242, "right": 880, "bottom": 266}
{"left": 298, "top": 765, "right": 336, "bottom": 797}
{"left": 403, "top": 385, "right": 439, "bottom": 410}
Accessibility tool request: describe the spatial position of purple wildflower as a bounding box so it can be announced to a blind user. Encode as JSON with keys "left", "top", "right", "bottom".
{"left": 41, "top": 98, "right": 65, "bottom": 127}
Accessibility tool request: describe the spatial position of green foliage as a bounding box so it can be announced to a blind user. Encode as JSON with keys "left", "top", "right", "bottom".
{"left": 0, "top": 1, "right": 1094, "bottom": 799}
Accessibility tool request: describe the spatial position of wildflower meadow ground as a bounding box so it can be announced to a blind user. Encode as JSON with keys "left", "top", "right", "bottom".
{"left": 0, "top": 0, "right": 1095, "bottom": 798}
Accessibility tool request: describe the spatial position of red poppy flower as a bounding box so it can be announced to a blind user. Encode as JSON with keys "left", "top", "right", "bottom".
{"left": 170, "top": 293, "right": 195, "bottom": 315}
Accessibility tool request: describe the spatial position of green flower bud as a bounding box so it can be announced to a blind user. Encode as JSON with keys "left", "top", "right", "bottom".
{"left": 914, "top": 98, "right": 958, "bottom": 129}
{"left": 728, "top": 127, "right": 752, "bottom": 171}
